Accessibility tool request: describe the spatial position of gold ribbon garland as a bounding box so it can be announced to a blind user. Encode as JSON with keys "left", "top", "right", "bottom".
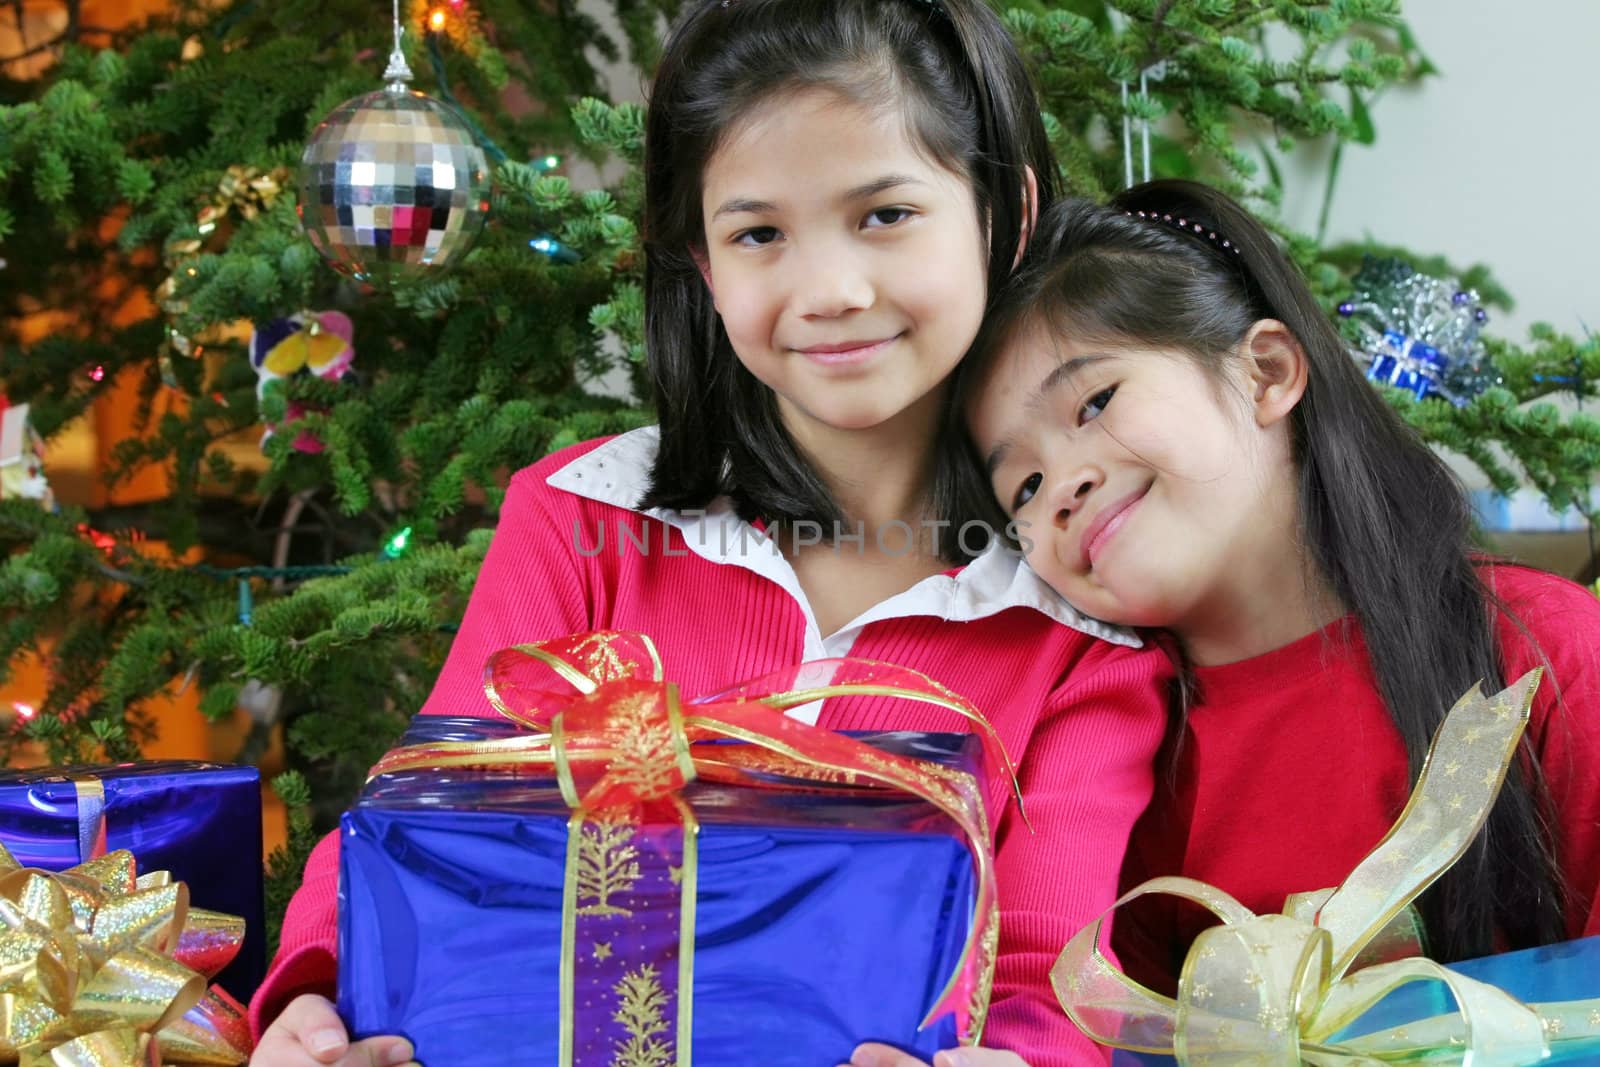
{"left": 1051, "top": 669, "right": 1600, "bottom": 1065}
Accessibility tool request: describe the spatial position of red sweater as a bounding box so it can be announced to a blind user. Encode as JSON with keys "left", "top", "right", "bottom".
{"left": 253, "top": 431, "right": 1173, "bottom": 1067}
{"left": 1115, "top": 563, "right": 1600, "bottom": 986}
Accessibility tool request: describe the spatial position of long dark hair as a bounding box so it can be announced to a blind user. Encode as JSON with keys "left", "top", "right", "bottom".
{"left": 963, "top": 179, "right": 1565, "bottom": 961}
{"left": 639, "top": 0, "right": 1058, "bottom": 558}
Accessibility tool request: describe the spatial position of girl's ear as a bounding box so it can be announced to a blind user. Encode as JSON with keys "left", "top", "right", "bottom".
{"left": 690, "top": 245, "right": 716, "bottom": 304}
{"left": 1240, "top": 319, "right": 1308, "bottom": 427}
{"left": 1012, "top": 166, "right": 1039, "bottom": 269}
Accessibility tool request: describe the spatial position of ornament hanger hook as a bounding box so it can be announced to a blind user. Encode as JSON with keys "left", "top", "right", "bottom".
{"left": 1120, "top": 61, "right": 1168, "bottom": 188}
{"left": 382, "top": 0, "right": 414, "bottom": 91}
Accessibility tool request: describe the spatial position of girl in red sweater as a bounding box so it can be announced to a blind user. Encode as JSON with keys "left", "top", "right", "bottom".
{"left": 852, "top": 179, "right": 1600, "bottom": 1067}
{"left": 250, "top": 4, "right": 1175, "bottom": 1067}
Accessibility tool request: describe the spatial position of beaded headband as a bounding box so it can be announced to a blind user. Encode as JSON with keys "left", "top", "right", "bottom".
{"left": 720, "top": 0, "right": 943, "bottom": 12}
{"left": 1126, "top": 208, "right": 1241, "bottom": 256}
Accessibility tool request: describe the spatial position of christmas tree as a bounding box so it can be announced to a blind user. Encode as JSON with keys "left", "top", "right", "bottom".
{"left": 1, "top": 0, "right": 1596, "bottom": 949}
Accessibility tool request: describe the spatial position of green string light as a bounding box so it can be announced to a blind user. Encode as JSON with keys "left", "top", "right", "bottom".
{"left": 383, "top": 526, "right": 413, "bottom": 559}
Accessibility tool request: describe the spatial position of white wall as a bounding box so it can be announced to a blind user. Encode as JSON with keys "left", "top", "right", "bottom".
{"left": 1276, "top": 0, "right": 1599, "bottom": 504}
{"left": 1277, "top": 0, "right": 1599, "bottom": 343}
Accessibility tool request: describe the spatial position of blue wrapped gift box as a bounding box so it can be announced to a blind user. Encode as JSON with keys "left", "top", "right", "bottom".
{"left": 0, "top": 760, "right": 265, "bottom": 1002}
{"left": 339, "top": 721, "right": 983, "bottom": 1066}
{"left": 1112, "top": 936, "right": 1600, "bottom": 1066}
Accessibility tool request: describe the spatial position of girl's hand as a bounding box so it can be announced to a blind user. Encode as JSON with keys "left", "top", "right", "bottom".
{"left": 844, "top": 1042, "right": 1031, "bottom": 1067}
{"left": 250, "top": 994, "right": 415, "bottom": 1067}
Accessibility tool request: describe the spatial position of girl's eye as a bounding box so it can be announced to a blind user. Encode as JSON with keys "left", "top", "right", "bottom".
{"left": 1012, "top": 472, "right": 1042, "bottom": 513}
{"left": 734, "top": 226, "right": 781, "bottom": 247}
{"left": 1079, "top": 385, "right": 1116, "bottom": 424}
{"left": 864, "top": 207, "right": 912, "bottom": 228}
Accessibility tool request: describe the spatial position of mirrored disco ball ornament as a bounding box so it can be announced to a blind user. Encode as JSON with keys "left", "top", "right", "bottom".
{"left": 297, "top": 86, "right": 491, "bottom": 283}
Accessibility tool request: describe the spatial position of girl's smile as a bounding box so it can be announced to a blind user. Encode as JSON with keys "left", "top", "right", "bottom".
{"left": 793, "top": 332, "right": 904, "bottom": 366}
{"left": 1080, "top": 484, "right": 1148, "bottom": 569}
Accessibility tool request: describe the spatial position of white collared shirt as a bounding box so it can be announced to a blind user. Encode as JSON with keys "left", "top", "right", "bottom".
{"left": 546, "top": 426, "right": 1136, "bottom": 722}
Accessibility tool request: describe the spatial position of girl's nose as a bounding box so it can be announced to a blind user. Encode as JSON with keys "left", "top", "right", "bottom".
{"left": 793, "top": 244, "right": 873, "bottom": 318}
{"left": 1049, "top": 464, "right": 1102, "bottom": 527}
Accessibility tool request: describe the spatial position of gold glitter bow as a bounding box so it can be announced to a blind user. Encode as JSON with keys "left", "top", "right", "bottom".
{"left": 1052, "top": 669, "right": 1600, "bottom": 1065}
{"left": 0, "top": 842, "right": 251, "bottom": 1066}
{"left": 155, "top": 165, "right": 292, "bottom": 388}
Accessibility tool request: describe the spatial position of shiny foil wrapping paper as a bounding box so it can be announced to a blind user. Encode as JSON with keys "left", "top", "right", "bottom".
{"left": 0, "top": 762, "right": 265, "bottom": 1003}
{"left": 338, "top": 724, "right": 979, "bottom": 1066}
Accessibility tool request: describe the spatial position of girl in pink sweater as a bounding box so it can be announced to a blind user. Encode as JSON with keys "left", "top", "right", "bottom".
{"left": 854, "top": 180, "right": 1600, "bottom": 1067}
{"left": 249, "top": 3, "right": 1174, "bottom": 1066}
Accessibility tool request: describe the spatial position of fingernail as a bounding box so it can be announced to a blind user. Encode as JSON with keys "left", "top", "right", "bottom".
{"left": 309, "top": 1029, "right": 346, "bottom": 1056}
{"left": 380, "top": 1042, "right": 417, "bottom": 1066}
{"left": 848, "top": 1045, "right": 881, "bottom": 1067}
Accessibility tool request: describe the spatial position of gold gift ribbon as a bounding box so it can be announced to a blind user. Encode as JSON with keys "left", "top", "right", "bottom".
{"left": 1052, "top": 669, "right": 1600, "bottom": 1065}
{"left": 0, "top": 843, "right": 248, "bottom": 1066}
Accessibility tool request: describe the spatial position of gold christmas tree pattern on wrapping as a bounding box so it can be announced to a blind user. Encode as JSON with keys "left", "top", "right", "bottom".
{"left": 609, "top": 691, "right": 684, "bottom": 800}
{"left": 611, "top": 965, "right": 674, "bottom": 1067}
{"left": 575, "top": 814, "right": 641, "bottom": 918}
{"left": 571, "top": 632, "right": 645, "bottom": 685}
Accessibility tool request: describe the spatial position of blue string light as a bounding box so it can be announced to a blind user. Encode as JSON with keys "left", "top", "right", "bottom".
{"left": 530, "top": 235, "right": 580, "bottom": 263}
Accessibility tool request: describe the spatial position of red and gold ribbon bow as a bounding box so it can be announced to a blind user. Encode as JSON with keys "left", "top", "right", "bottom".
{"left": 371, "top": 630, "right": 1020, "bottom": 1062}
{"left": 1051, "top": 669, "right": 1600, "bottom": 1065}
{"left": 0, "top": 843, "right": 250, "bottom": 1066}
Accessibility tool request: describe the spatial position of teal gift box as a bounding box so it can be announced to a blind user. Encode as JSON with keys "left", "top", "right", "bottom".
{"left": 1112, "top": 936, "right": 1600, "bottom": 1066}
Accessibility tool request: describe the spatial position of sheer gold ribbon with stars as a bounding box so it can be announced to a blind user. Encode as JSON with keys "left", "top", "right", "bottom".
{"left": 1051, "top": 669, "right": 1600, "bottom": 1066}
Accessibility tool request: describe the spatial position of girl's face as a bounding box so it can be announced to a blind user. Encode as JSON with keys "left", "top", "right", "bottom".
{"left": 698, "top": 89, "right": 988, "bottom": 444}
{"left": 967, "top": 325, "right": 1300, "bottom": 636}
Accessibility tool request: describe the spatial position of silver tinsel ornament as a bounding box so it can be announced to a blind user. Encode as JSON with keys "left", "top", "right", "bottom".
{"left": 1337, "top": 256, "right": 1498, "bottom": 407}
{"left": 296, "top": 10, "right": 490, "bottom": 283}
